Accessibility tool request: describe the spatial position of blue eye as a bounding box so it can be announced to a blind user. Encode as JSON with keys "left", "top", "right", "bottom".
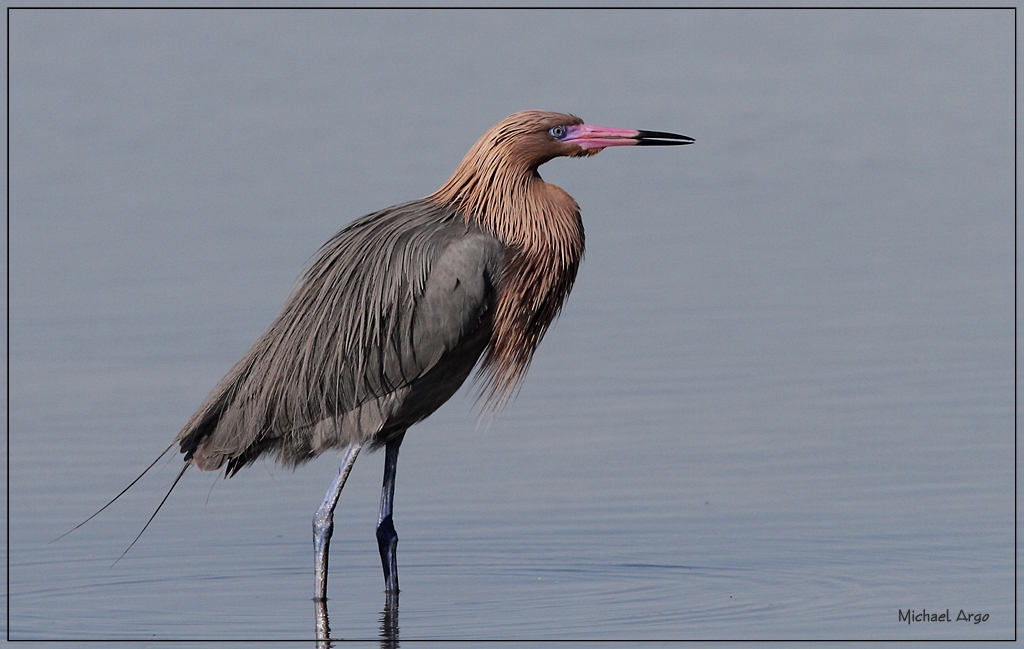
{"left": 549, "top": 125, "right": 567, "bottom": 139}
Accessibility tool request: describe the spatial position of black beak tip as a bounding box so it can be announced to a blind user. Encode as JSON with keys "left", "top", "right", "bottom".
{"left": 636, "top": 130, "right": 695, "bottom": 146}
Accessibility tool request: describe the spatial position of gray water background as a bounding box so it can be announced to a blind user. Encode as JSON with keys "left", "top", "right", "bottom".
{"left": 7, "top": 8, "right": 1015, "bottom": 647}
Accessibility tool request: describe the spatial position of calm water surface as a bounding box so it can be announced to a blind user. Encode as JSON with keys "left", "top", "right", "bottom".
{"left": 8, "top": 9, "right": 1014, "bottom": 647}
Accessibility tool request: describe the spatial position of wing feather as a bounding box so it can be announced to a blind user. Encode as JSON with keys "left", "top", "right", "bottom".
{"left": 177, "top": 199, "right": 504, "bottom": 472}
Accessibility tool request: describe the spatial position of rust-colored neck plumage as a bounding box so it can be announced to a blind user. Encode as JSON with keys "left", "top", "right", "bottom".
{"left": 429, "top": 111, "right": 587, "bottom": 408}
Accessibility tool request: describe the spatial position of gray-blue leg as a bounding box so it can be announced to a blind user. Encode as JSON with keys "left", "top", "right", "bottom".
{"left": 377, "top": 434, "right": 404, "bottom": 594}
{"left": 313, "top": 443, "right": 362, "bottom": 602}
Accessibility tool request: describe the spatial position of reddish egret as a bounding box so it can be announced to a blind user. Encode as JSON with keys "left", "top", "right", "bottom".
{"left": 94, "top": 111, "right": 692, "bottom": 602}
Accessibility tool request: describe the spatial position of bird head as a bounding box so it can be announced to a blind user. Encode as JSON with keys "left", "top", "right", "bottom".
{"left": 431, "top": 110, "right": 693, "bottom": 230}
{"left": 476, "top": 110, "right": 694, "bottom": 171}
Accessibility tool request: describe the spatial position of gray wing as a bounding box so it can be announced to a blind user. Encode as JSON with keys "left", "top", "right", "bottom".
{"left": 177, "top": 200, "right": 504, "bottom": 474}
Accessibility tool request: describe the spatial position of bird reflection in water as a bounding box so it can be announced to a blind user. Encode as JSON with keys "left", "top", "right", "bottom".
{"left": 314, "top": 593, "right": 399, "bottom": 648}
{"left": 379, "top": 594, "right": 400, "bottom": 649}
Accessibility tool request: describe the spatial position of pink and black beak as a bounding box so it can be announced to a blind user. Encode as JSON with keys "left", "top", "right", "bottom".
{"left": 557, "top": 123, "right": 695, "bottom": 150}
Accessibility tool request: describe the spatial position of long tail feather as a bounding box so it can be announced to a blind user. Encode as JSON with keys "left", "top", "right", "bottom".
{"left": 52, "top": 441, "right": 177, "bottom": 543}
{"left": 111, "top": 462, "right": 190, "bottom": 567}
